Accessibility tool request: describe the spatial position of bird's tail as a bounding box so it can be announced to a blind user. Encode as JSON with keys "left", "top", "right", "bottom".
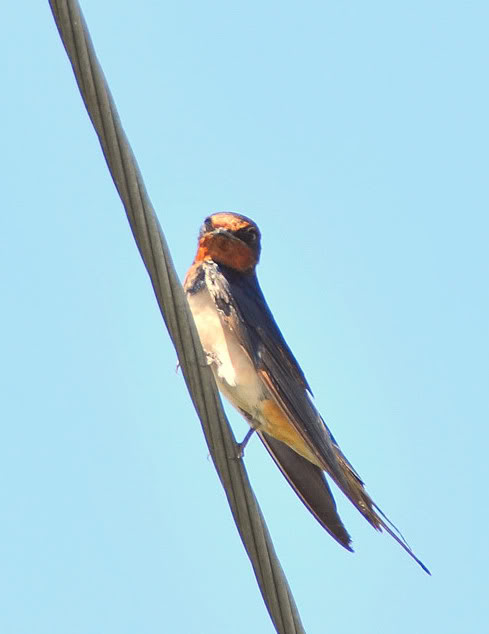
{"left": 259, "top": 431, "right": 353, "bottom": 551}
{"left": 330, "top": 445, "right": 431, "bottom": 575}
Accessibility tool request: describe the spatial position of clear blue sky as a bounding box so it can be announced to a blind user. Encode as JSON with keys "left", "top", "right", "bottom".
{"left": 2, "top": 2, "right": 488, "bottom": 632}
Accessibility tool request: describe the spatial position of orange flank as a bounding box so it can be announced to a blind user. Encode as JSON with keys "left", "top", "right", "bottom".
{"left": 261, "top": 399, "right": 322, "bottom": 469}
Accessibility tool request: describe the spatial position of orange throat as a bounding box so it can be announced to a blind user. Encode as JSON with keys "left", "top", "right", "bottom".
{"left": 196, "top": 233, "right": 256, "bottom": 272}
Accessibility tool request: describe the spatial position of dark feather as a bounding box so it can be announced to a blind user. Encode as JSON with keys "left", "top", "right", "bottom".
{"left": 203, "top": 260, "right": 430, "bottom": 573}
{"left": 259, "top": 431, "right": 352, "bottom": 550}
{"left": 205, "top": 261, "right": 348, "bottom": 487}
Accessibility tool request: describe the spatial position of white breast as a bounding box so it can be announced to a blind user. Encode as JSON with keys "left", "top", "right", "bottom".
{"left": 187, "top": 287, "right": 264, "bottom": 417}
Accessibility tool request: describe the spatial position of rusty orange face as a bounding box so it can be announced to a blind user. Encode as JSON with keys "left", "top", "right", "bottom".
{"left": 195, "top": 212, "right": 261, "bottom": 272}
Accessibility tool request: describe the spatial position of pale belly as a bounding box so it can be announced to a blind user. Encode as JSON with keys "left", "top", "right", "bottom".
{"left": 187, "top": 286, "right": 323, "bottom": 467}
{"left": 186, "top": 287, "right": 265, "bottom": 420}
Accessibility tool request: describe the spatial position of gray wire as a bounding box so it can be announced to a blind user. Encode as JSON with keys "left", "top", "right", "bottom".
{"left": 48, "top": 1, "right": 306, "bottom": 632}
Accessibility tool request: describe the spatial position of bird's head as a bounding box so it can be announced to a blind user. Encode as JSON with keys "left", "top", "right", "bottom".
{"left": 194, "top": 212, "right": 261, "bottom": 273}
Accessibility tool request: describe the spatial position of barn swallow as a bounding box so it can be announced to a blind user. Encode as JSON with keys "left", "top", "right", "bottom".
{"left": 184, "top": 212, "right": 429, "bottom": 574}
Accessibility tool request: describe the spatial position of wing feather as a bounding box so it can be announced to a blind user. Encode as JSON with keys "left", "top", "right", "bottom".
{"left": 204, "top": 261, "right": 430, "bottom": 573}
{"left": 204, "top": 261, "right": 347, "bottom": 485}
{"left": 259, "top": 431, "right": 352, "bottom": 550}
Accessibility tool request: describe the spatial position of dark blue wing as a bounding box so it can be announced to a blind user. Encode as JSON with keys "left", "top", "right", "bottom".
{"left": 204, "top": 261, "right": 430, "bottom": 573}
{"left": 204, "top": 261, "right": 348, "bottom": 487}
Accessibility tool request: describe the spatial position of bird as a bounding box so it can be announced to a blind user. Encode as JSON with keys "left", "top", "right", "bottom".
{"left": 184, "top": 211, "right": 429, "bottom": 574}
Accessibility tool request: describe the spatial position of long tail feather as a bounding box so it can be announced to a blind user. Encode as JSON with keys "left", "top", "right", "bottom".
{"left": 259, "top": 431, "right": 353, "bottom": 551}
{"left": 327, "top": 444, "right": 431, "bottom": 574}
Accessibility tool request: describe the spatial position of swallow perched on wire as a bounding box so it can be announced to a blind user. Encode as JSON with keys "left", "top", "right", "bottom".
{"left": 184, "top": 211, "right": 429, "bottom": 574}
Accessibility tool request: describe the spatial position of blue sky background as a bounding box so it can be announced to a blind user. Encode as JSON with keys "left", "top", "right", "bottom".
{"left": 2, "top": 2, "right": 488, "bottom": 632}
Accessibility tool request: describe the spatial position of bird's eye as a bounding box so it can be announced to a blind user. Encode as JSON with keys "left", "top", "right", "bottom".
{"left": 246, "top": 227, "right": 257, "bottom": 241}
{"left": 237, "top": 225, "right": 258, "bottom": 245}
